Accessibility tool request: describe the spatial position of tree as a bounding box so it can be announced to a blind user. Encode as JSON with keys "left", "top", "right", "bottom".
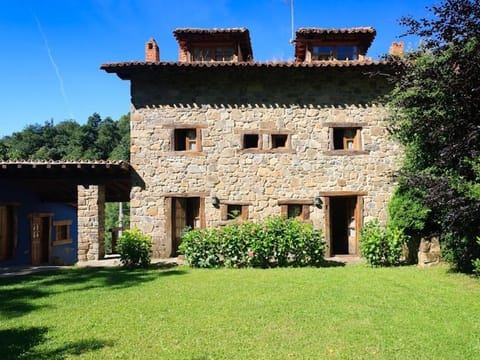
{"left": 388, "top": 0, "right": 480, "bottom": 272}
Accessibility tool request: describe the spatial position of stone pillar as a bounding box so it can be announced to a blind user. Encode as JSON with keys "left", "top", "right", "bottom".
{"left": 77, "top": 184, "right": 106, "bottom": 261}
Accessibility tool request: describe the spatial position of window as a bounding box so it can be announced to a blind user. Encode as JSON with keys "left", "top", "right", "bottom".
{"left": 221, "top": 203, "right": 249, "bottom": 222}
{"left": 312, "top": 45, "right": 358, "bottom": 61}
{"left": 279, "top": 202, "right": 310, "bottom": 221}
{"left": 53, "top": 220, "right": 72, "bottom": 245}
{"left": 174, "top": 128, "right": 202, "bottom": 152}
{"left": 271, "top": 134, "right": 288, "bottom": 149}
{"left": 192, "top": 47, "right": 235, "bottom": 61}
{"left": 243, "top": 134, "right": 259, "bottom": 149}
{"left": 333, "top": 128, "right": 360, "bottom": 150}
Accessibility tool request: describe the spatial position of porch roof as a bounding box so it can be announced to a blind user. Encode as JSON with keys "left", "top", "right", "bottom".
{"left": 0, "top": 160, "right": 132, "bottom": 203}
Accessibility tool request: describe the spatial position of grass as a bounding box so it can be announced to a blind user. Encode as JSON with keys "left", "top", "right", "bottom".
{"left": 1, "top": 264, "right": 479, "bottom": 359}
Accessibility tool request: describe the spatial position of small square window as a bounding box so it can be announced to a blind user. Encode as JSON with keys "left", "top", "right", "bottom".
{"left": 280, "top": 203, "right": 310, "bottom": 221}
{"left": 243, "top": 134, "right": 259, "bottom": 149}
{"left": 227, "top": 205, "right": 243, "bottom": 220}
{"left": 174, "top": 128, "right": 201, "bottom": 151}
{"left": 221, "top": 204, "right": 249, "bottom": 221}
{"left": 53, "top": 219, "right": 72, "bottom": 245}
{"left": 271, "top": 134, "right": 288, "bottom": 149}
{"left": 333, "top": 128, "right": 360, "bottom": 150}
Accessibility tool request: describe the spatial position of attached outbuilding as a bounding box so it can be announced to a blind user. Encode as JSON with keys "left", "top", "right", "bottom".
{"left": 0, "top": 160, "right": 131, "bottom": 266}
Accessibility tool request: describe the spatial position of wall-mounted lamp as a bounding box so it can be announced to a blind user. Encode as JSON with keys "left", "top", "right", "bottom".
{"left": 211, "top": 196, "right": 220, "bottom": 208}
{"left": 314, "top": 195, "right": 323, "bottom": 208}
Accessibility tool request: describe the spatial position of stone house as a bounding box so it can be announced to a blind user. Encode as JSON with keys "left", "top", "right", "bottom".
{"left": 101, "top": 27, "right": 402, "bottom": 259}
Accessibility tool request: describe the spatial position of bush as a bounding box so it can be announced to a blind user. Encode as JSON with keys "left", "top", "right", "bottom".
{"left": 360, "top": 220, "right": 407, "bottom": 267}
{"left": 179, "top": 217, "right": 326, "bottom": 268}
{"left": 116, "top": 227, "right": 152, "bottom": 268}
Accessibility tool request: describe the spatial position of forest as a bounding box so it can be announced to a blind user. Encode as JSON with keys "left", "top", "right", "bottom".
{"left": 0, "top": 112, "right": 131, "bottom": 252}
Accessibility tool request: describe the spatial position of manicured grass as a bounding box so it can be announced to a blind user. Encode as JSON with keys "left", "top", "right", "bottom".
{"left": 1, "top": 264, "right": 479, "bottom": 359}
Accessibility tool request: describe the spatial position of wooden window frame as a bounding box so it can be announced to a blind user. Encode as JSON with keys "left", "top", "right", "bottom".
{"left": 242, "top": 133, "right": 261, "bottom": 150}
{"left": 53, "top": 219, "right": 73, "bottom": 246}
{"left": 278, "top": 200, "right": 312, "bottom": 222}
{"left": 190, "top": 42, "right": 236, "bottom": 62}
{"left": 270, "top": 133, "right": 290, "bottom": 150}
{"left": 220, "top": 202, "right": 249, "bottom": 222}
{"left": 172, "top": 127, "right": 203, "bottom": 152}
{"left": 310, "top": 42, "right": 359, "bottom": 61}
{"left": 323, "top": 123, "right": 370, "bottom": 155}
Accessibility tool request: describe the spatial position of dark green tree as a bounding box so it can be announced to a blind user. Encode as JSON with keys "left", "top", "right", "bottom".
{"left": 388, "top": 0, "right": 480, "bottom": 271}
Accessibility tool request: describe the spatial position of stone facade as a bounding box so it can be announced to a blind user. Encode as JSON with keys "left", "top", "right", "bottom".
{"left": 126, "top": 67, "right": 402, "bottom": 258}
{"left": 77, "top": 184, "right": 105, "bottom": 261}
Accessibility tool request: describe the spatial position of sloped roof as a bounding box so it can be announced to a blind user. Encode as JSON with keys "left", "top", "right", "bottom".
{"left": 0, "top": 160, "right": 132, "bottom": 202}
{"left": 294, "top": 27, "right": 377, "bottom": 61}
{"left": 173, "top": 27, "right": 253, "bottom": 60}
{"left": 100, "top": 59, "right": 391, "bottom": 80}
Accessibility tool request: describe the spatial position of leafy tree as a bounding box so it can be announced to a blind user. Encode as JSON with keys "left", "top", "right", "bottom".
{"left": 0, "top": 113, "right": 130, "bottom": 161}
{"left": 388, "top": 0, "right": 480, "bottom": 272}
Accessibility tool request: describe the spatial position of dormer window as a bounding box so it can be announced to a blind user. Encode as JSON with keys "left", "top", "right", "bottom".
{"left": 173, "top": 28, "right": 253, "bottom": 63}
{"left": 294, "top": 27, "right": 376, "bottom": 63}
{"left": 312, "top": 45, "right": 358, "bottom": 61}
{"left": 192, "top": 46, "right": 235, "bottom": 62}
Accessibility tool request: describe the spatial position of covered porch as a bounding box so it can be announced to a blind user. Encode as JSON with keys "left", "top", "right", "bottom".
{"left": 0, "top": 160, "right": 131, "bottom": 265}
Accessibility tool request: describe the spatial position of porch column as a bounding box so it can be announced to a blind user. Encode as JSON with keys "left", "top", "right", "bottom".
{"left": 77, "top": 184, "right": 106, "bottom": 261}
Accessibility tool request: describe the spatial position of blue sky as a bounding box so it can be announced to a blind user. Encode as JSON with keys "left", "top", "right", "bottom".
{"left": 0, "top": 0, "right": 433, "bottom": 137}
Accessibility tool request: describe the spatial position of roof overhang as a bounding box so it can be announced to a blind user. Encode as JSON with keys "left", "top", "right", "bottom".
{"left": 0, "top": 161, "right": 132, "bottom": 203}
{"left": 100, "top": 59, "right": 394, "bottom": 81}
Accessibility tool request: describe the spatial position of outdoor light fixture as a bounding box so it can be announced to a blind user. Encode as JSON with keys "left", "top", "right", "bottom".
{"left": 314, "top": 195, "right": 323, "bottom": 208}
{"left": 211, "top": 196, "right": 220, "bottom": 207}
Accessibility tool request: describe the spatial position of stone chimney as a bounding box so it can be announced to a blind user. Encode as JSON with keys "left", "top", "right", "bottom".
{"left": 389, "top": 42, "right": 404, "bottom": 57}
{"left": 145, "top": 38, "right": 160, "bottom": 62}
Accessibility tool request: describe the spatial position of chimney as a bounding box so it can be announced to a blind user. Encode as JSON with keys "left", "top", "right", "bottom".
{"left": 145, "top": 38, "right": 160, "bottom": 62}
{"left": 389, "top": 42, "right": 404, "bottom": 57}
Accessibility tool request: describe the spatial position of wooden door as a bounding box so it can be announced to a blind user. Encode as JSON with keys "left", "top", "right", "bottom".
{"left": 0, "top": 206, "right": 10, "bottom": 260}
{"left": 31, "top": 215, "right": 51, "bottom": 265}
{"left": 170, "top": 197, "right": 204, "bottom": 256}
{"left": 327, "top": 196, "right": 360, "bottom": 256}
{"left": 31, "top": 216, "right": 42, "bottom": 265}
{"left": 172, "top": 198, "right": 187, "bottom": 256}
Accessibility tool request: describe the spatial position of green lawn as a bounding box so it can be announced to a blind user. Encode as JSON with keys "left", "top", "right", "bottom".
{"left": 1, "top": 264, "right": 479, "bottom": 359}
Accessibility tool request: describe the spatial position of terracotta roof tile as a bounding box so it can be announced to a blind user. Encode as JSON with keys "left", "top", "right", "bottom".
{"left": 101, "top": 59, "right": 393, "bottom": 79}
{"left": 296, "top": 27, "right": 376, "bottom": 35}
{"left": 173, "top": 27, "right": 249, "bottom": 36}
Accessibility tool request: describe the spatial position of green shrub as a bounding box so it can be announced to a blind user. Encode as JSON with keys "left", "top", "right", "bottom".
{"left": 179, "top": 217, "right": 326, "bottom": 268}
{"left": 180, "top": 227, "right": 222, "bottom": 268}
{"left": 116, "top": 227, "right": 152, "bottom": 268}
{"left": 471, "top": 237, "right": 480, "bottom": 277}
{"left": 360, "top": 220, "right": 407, "bottom": 267}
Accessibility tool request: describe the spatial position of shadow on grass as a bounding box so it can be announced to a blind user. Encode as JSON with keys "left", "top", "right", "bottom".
{"left": 0, "top": 265, "right": 187, "bottom": 319}
{"left": 0, "top": 327, "right": 113, "bottom": 360}
{"left": 321, "top": 259, "right": 347, "bottom": 267}
{"left": 0, "top": 287, "right": 51, "bottom": 319}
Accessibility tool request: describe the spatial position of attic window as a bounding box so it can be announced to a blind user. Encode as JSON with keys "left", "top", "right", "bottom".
{"left": 312, "top": 45, "right": 358, "bottom": 61}
{"left": 192, "top": 46, "right": 235, "bottom": 61}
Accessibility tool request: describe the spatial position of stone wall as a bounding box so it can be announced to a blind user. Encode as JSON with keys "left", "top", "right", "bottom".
{"left": 77, "top": 185, "right": 105, "bottom": 261}
{"left": 128, "top": 67, "right": 402, "bottom": 257}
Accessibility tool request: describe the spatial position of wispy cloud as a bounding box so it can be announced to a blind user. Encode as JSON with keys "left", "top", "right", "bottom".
{"left": 33, "top": 13, "right": 75, "bottom": 120}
